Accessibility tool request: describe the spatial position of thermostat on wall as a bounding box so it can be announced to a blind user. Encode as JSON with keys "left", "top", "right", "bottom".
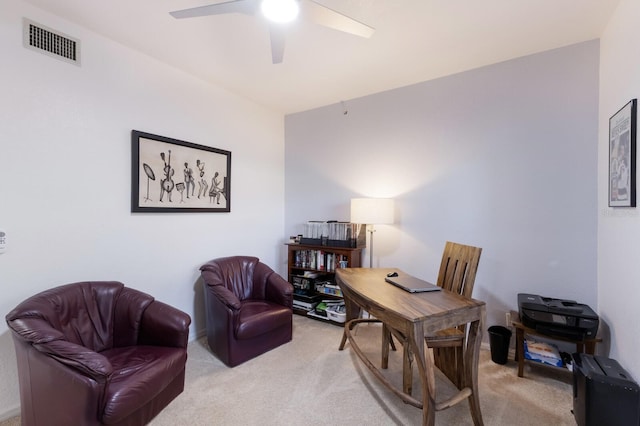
{"left": 0, "top": 229, "right": 6, "bottom": 253}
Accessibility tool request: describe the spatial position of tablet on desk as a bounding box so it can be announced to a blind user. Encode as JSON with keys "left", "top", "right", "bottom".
{"left": 385, "top": 275, "right": 441, "bottom": 293}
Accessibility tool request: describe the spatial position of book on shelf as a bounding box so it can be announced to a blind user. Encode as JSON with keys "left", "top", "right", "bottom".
{"left": 293, "top": 290, "right": 321, "bottom": 310}
{"left": 293, "top": 299, "right": 317, "bottom": 311}
{"left": 317, "top": 250, "right": 325, "bottom": 271}
{"left": 316, "top": 283, "right": 343, "bottom": 297}
{"left": 293, "top": 290, "right": 320, "bottom": 300}
{"left": 292, "top": 249, "right": 351, "bottom": 272}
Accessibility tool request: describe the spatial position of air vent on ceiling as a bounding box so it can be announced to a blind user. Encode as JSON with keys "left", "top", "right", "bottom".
{"left": 23, "top": 18, "right": 80, "bottom": 66}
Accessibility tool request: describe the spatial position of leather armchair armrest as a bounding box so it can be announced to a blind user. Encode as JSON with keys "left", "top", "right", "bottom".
{"left": 265, "top": 272, "right": 293, "bottom": 308}
{"left": 6, "top": 317, "right": 65, "bottom": 344}
{"left": 33, "top": 339, "right": 112, "bottom": 383}
{"left": 209, "top": 284, "right": 242, "bottom": 311}
{"left": 139, "top": 300, "right": 191, "bottom": 348}
{"left": 7, "top": 317, "right": 112, "bottom": 381}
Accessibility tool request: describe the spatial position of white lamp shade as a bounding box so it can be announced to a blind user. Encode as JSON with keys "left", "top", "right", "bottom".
{"left": 350, "top": 198, "right": 394, "bottom": 225}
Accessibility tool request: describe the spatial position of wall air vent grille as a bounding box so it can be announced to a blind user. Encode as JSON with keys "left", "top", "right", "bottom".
{"left": 23, "top": 18, "right": 80, "bottom": 65}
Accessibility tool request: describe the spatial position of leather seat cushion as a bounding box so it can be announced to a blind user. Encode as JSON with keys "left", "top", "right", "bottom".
{"left": 100, "top": 346, "right": 187, "bottom": 424}
{"left": 236, "top": 300, "right": 291, "bottom": 340}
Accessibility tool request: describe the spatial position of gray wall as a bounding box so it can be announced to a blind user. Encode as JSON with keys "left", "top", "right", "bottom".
{"left": 598, "top": 0, "right": 640, "bottom": 381}
{"left": 0, "top": 0, "right": 285, "bottom": 416}
{"left": 285, "top": 40, "right": 600, "bottom": 332}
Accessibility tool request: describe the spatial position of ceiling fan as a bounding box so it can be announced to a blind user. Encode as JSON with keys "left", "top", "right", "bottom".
{"left": 169, "top": 0, "right": 375, "bottom": 64}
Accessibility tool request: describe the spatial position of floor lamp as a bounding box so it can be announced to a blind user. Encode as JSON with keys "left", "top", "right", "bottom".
{"left": 350, "top": 198, "right": 395, "bottom": 268}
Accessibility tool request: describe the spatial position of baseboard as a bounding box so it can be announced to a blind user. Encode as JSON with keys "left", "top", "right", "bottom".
{"left": 193, "top": 327, "right": 206, "bottom": 340}
{"left": 0, "top": 406, "right": 20, "bottom": 422}
{"left": 481, "top": 340, "right": 517, "bottom": 360}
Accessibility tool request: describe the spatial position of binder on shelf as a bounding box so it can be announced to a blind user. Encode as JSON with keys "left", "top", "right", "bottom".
{"left": 299, "top": 221, "right": 366, "bottom": 248}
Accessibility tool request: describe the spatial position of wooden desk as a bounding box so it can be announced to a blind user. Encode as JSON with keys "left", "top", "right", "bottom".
{"left": 336, "top": 268, "right": 485, "bottom": 426}
{"left": 512, "top": 317, "right": 601, "bottom": 378}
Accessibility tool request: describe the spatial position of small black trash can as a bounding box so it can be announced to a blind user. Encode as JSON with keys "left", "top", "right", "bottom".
{"left": 488, "top": 325, "right": 512, "bottom": 365}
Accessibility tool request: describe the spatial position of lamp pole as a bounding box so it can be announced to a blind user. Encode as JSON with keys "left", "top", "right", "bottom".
{"left": 368, "top": 225, "right": 375, "bottom": 268}
{"left": 350, "top": 198, "right": 395, "bottom": 269}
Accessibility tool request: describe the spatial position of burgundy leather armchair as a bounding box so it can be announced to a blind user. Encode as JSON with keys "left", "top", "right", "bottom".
{"left": 200, "top": 256, "right": 293, "bottom": 367}
{"left": 5, "top": 281, "right": 191, "bottom": 426}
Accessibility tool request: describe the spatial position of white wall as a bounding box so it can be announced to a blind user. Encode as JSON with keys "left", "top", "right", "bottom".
{"left": 598, "top": 0, "right": 640, "bottom": 382}
{"left": 285, "top": 41, "right": 600, "bottom": 342}
{"left": 0, "top": 0, "right": 285, "bottom": 417}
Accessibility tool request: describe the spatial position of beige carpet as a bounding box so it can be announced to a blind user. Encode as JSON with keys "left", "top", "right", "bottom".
{"left": 1, "top": 315, "right": 575, "bottom": 425}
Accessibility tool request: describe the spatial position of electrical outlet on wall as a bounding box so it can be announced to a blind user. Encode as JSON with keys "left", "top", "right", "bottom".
{"left": 505, "top": 311, "right": 511, "bottom": 327}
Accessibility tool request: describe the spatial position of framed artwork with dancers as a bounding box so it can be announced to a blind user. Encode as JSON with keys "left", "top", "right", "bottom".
{"left": 131, "top": 130, "right": 231, "bottom": 213}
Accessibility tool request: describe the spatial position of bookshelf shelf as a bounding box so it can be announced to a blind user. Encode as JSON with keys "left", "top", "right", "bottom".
{"left": 286, "top": 243, "right": 363, "bottom": 326}
{"left": 512, "top": 314, "right": 601, "bottom": 378}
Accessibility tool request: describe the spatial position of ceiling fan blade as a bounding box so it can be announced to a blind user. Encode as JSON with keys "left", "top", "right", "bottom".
{"left": 300, "top": 0, "right": 375, "bottom": 38}
{"left": 170, "top": 0, "right": 259, "bottom": 19}
{"left": 268, "top": 25, "right": 286, "bottom": 64}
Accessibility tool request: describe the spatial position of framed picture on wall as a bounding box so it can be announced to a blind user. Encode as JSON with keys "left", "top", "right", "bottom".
{"left": 609, "top": 99, "right": 637, "bottom": 207}
{"left": 131, "top": 130, "right": 231, "bottom": 213}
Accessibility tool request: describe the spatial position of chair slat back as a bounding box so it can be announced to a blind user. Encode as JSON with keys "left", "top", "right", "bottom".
{"left": 436, "top": 241, "right": 482, "bottom": 298}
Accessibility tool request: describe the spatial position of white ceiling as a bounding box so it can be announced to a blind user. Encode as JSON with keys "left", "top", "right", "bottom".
{"left": 23, "top": 0, "right": 620, "bottom": 114}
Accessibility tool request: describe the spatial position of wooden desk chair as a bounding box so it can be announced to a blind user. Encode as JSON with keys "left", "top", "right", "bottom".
{"left": 383, "top": 241, "right": 482, "bottom": 394}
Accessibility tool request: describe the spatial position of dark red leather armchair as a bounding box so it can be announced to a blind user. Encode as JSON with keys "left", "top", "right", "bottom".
{"left": 200, "top": 256, "right": 293, "bottom": 367}
{"left": 5, "top": 281, "right": 191, "bottom": 426}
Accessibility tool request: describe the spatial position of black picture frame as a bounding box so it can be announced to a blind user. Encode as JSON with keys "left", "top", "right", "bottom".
{"left": 131, "top": 130, "right": 231, "bottom": 213}
{"left": 609, "top": 99, "right": 637, "bottom": 207}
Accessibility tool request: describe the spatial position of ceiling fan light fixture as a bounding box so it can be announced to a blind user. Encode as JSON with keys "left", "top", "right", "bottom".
{"left": 261, "top": 0, "right": 299, "bottom": 23}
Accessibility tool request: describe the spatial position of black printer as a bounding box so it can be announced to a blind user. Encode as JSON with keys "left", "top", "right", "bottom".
{"left": 518, "top": 293, "right": 599, "bottom": 340}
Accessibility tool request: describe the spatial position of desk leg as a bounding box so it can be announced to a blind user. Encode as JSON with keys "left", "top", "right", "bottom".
{"left": 382, "top": 323, "right": 391, "bottom": 369}
{"left": 516, "top": 327, "right": 525, "bottom": 378}
{"left": 465, "top": 319, "right": 484, "bottom": 426}
{"left": 339, "top": 296, "right": 361, "bottom": 351}
{"left": 410, "top": 322, "right": 436, "bottom": 426}
{"left": 403, "top": 343, "right": 414, "bottom": 395}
